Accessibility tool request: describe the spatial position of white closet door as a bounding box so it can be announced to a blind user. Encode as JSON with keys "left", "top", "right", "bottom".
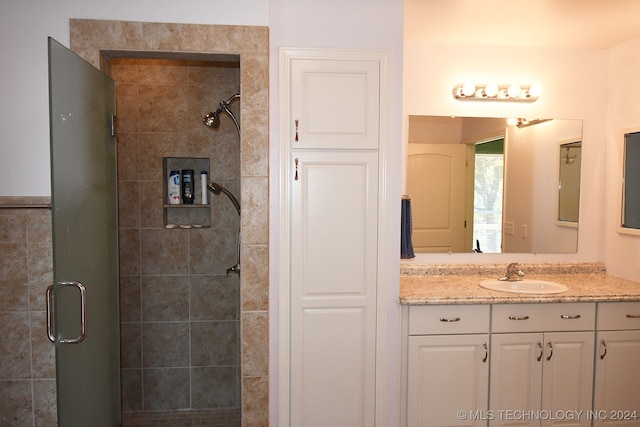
{"left": 289, "top": 150, "right": 379, "bottom": 427}
{"left": 290, "top": 58, "right": 380, "bottom": 149}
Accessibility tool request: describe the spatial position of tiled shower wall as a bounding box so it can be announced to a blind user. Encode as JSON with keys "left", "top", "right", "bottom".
{"left": 0, "top": 22, "right": 269, "bottom": 426}
{"left": 112, "top": 57, "right": 242, "bottom": 412}
{"left": 71, "top": 20, "right": 270, "bottom": 426}
{"left": 0, "top": 198, "right": 56, "bottom": 426}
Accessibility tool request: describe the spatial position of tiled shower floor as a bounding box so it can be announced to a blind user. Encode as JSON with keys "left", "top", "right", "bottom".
{"left": 122, "top": 408, "right": 241, "bottom": 427}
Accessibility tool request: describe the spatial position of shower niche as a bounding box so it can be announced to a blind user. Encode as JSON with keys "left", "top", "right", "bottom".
{"left": 163, "top": 157, "right": 211, "bottom": 228}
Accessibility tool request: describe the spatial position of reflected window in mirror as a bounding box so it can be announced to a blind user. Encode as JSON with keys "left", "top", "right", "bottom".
{"left": 558, "top": 140, "right": 581, "bottom": 224}
{"left": 406, "top": 115, "right": 583, "bottom": 254}
{"left": 473, "top": 138, "right": 504, "bottom": 253}
{"left": 622, "top": 131, "right": 640, "bottom": 231}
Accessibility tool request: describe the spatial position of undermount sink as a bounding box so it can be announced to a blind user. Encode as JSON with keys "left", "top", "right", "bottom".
{"left": 479, "top": 278, "right": 569, "bottom": 294}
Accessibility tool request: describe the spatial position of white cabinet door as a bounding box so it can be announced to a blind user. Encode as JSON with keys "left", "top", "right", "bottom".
{"left": 593, "top": 330, "right": 640, "bottom": 427}
{"left": 490, "top": 333, "right": 544, "bottom": 427}
{"left": 408, "top": 334, "right": 489, "bottom": 427}
{"left": 290, "top": 57, "right": 380, "bottom": 149}
{"left": 289, "top": 150, "right": 379, "bottom": 427}
{"left": 541, "top": 332, "right": 594, "bottom": 427}
{"left": 491, "top": 331, "right": 594, "bottom": 427}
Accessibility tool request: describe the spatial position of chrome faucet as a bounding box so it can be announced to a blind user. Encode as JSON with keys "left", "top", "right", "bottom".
{"left": 500, "top": 262, "right": 524, "bottom": 282}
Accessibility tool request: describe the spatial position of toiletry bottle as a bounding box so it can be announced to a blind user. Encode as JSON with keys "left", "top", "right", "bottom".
{"left": 181, "top": 169, "right": 194, "bottom": 204}
{"left": 201, "top": 171, "right": 208, "bottom": 204}
{"left": 168, "top": 170, "right": 181, "bottom": 204}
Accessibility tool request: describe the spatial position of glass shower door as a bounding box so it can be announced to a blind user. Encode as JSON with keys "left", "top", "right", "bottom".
{"left": 47, "top": 37, "right": 121, "bottom": 426}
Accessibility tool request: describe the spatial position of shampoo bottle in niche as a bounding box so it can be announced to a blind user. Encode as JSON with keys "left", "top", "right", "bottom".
{"left": 168, "top": 170, "right": 181, "bottom": 204}
{"left": 181, "top": 169, "right": 194, "bottom": 204}
{"left": 201, "top": 171, "right": 208, "bottom": 204}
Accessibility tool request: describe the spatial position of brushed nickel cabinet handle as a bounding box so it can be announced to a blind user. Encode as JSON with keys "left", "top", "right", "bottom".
{"left": 482, "top": 342, "right": 488, "bottom": 363}
{"left": 626, "top": 314, "right": 640, "bottom": 319}
{"left": 537, "top": 340, "right": 543, "bottom": 361}
{"left": 600, "top": 339, "right": 607, "bottom": 360}
{"left": 295, "top": 119, "right": 299, "bottom": 141}
{"left": 546, "top": 340, "right": 553, "bottom": 361}
{"left": 561, "top": 314, "right": 581, "bottom": 319}
{"left": 508, "top": 315, "right": 530, "bottom": 320}
{"left": 439, "top": 317, "right": 461, "bottom": 322}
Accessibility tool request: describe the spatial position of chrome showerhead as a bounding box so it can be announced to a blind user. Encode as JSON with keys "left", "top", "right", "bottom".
{"left": 203, "top": 110, "right": 221, "bottom": 128}
{"left": 202, "top": 93, "right": 241, "bottom": 134}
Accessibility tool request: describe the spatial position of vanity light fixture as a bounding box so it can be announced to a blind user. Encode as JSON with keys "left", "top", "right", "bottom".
{"left": 453, "top": 83, "right": 542, "bottom": 102}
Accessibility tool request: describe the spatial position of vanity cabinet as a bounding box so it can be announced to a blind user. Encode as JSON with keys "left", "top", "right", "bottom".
{"left": 407, "top": 305, "right": 490, "bottom": 427}
{"left": 406, "top": 303, "right": 596, "bottom": 427}
{"left": 490, "top": 303, "right": 596, "bottom": 427}
{"left": 593, "top": 302, "right": 640, "bottom": 427}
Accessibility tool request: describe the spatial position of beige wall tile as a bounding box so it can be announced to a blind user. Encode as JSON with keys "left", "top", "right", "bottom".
{"left": 242, "top": 311, "right": 268, "bottom": 377}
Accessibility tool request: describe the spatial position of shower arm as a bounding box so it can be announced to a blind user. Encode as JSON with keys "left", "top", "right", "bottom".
{"left": 219, "top": 93, "right": 240, "bottom": 134}
{"left": 206, "top": 181, "right": 241, "bottom": 275}
{"left": 217, "top": 186, "right": 241, "bottom": 216}
{"left": 220, "top": 103, "right": 240, "bottom": 135}
{"left": 222, "top": 93, "right": 240, "bottom": 106}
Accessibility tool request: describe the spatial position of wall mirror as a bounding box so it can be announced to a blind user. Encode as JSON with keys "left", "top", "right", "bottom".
{"left": 407, "top": 115, "right": 583, "bottom": 254}
{"left": 621, "top": 131, "right": 640, "bottom": 232}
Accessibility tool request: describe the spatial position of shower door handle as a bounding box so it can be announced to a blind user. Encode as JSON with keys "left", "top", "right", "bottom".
{"left": 46, "top": 281, "right": 88, "bottom": 344}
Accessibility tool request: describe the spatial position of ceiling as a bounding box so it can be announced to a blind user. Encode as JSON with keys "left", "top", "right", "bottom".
{"left": 405, "top": 0, "right": 640, "bottom": 49}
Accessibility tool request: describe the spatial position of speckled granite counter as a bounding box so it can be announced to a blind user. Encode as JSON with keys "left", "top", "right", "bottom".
{"left": 400, "top": 262, "right": 640, "bottom": 305}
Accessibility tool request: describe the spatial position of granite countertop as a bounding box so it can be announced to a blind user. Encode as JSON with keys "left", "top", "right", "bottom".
{"left": 400, "top": 262, "right": 640, "bottom": 305}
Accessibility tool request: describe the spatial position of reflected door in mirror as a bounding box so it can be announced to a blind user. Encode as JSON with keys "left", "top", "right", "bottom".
{"left": 407, "top": 143, "right": 468, "bottom": 252}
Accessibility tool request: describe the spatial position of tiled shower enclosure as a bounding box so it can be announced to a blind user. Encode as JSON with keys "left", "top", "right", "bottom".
{"left": 112, "top": 56, "right": 242, "bottom": 413}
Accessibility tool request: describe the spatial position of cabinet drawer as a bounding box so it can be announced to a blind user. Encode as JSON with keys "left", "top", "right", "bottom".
{"left": 408, "top": 305, "right": 490, "bottom": 335}
{"left": 597, "top": 302, "right": 640, "bottom": 330}
{"left": 492, "top": 303, "right": 596, "bottom": 333}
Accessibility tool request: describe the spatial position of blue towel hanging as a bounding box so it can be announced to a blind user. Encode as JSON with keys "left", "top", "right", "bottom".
{"left": 401, "top": 196, "right": 415, "bottom": 259}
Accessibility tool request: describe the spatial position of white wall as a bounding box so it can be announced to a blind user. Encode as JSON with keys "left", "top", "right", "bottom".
{"left": 403, "top": 41, "right": 609, "bottom": 265}
{"left": 605, "top": 38, "right": 640, "bottom": 281}
{"left": 0, "top": 0, "right": 267, "bottom": 197}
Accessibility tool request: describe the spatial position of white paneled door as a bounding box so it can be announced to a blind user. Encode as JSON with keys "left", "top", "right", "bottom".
{"left": 281, "top": 49, "right": 386, "bottom": 427}
{"left": 290, "top": 151, "right": 378, "bottom": 427}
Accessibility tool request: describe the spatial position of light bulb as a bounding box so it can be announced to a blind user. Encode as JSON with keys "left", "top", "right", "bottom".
{"left": 462, "top": 82, "right": 476, "bottom": 97}
{"left": 484, "top": 83, "right": 499, "bottom": 97}
{"left": 528, "top": 84, "right": 542, "bottom": 98}
{"left": 506, "top": 118, "right": 518, "bottom": 126}
{"left": 507, "top": 84, "right": 522, "bottom": 98}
